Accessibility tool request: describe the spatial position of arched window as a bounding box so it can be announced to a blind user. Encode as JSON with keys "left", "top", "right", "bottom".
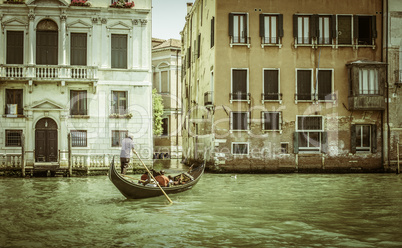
{"left": 36, "top": 19, "right": 58, "bottom": 65}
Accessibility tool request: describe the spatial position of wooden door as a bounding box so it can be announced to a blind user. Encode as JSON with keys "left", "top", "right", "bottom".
{"left": 35, "top": 118, "right": 58, "bottom": 162}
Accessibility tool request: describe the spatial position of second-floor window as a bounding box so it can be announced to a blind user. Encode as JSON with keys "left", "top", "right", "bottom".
{"left": 111, "top": 34, "right": 127, "bottom": 69}
{"left": 6, "top": 31, "right": 23, "bottom": 64}
{"left": 5, "top": 89, "right": 23, "bottom": 115}
{"left": 111, "top": 91, "right": 127, "bottom": 115}
{"left": 231, "top": 69, "right": 248, "bottom": 101}
{"left": 36, "top": 19, "right": 58, "bottom": 65}
{"left": 296, "top": 69, "right": 313, "bottom": 101}
{"left": 317, "top": 69, "right": 333, "bottom": 101}
{"left": 295, "top": 15, "right": 311, "bottom": 44}
{"left": 70, "top": 33, "right": 87, "bottom": 66}
{"left": 318, "top": 16, "right": 331, "bottom": 45}
{"left": 263, "top": 69, "right": 280, "bottom": 101}
{"left": 229, "top": 13, "right": 248, "bottom": 44}
{"left": 70, "top": 90, "right": 87, "bottom": 115}
{"left": 260, "top": 14, "right": 283, "bottom": 44}
{"left": 262, "top": 112, "right": 281, "bottom": 131}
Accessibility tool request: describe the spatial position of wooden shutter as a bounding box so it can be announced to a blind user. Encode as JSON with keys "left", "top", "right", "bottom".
{"left": 259, "top": 14, "right": 265, "bottom": 37}
{"left": 293, "top": 14, "right": 298, "bottom": 38}
{"left": 321, "top": 132, "right": 328, "bottom": 154}
{"left": 371, "top": 15, "right": 377, "bottom": 38}
{"left": 297, "top": 70, "right": 311, "bottom": 100}
{"left": 229, "top": 13, "right": 234, "bottom": 36}
{"left": 278, "top": 14, "right": 284, "bottom": 38}
{"left": 36, "top": 31, "right": 58, "bottom": 65}
{"left": 232, "top": 69, "right": 247, "bottom": 99}
{"left": 351, "top": 124, "right": 356, "bottom": 154}
{"left": 293, "top": 132, "right": 299, "bottom": 154}
{"left": 310, "top": 14, "right": 318, "bottom": 39}
{"left": 318, "top": 70, "right": 332, "bottom": 100}
{"left": 7, "top": 31, "right": 23, "bottom": 64}
{"left": 71, "top": 33, "right": 87, "bottom": 66}
{"left": 264, "top": 70, "right": 279, "bottom": 100}
{"left": 371, "top": 124, "right": 377, "bottom": 153}
{"left": 331, "top": 15, "right": 337, "bottom": 40}
{"left": 353, "top": 16, "right": 359, "bottom": 41}
{"left": 111, "top": 34, "right": 127, "bottom": 69}
{"left": 211, "top": 17, "right": 215, "bottom": 48}
{"left": 197, "top": 34, "right": 201, "bottom": 58}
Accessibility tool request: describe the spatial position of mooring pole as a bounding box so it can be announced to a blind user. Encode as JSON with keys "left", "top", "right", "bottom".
{"left": 397, "top": 142, "right": 400, "bottom": 174}
{"left": 21, "top": 134, "right": 25, "bottom": 177}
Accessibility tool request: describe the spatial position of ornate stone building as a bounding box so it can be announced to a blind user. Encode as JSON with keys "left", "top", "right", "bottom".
{"left": 0, "top": 0, "right": 153, "bottom": 173}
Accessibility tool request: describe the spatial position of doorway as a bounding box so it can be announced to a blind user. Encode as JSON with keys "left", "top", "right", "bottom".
{"left": 35, "top": 118, "right": 58, "bottom": 162}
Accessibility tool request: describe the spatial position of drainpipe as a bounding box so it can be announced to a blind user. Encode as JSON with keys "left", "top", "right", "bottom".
{"left": 384, "top": 0, "right": 391, "bottom": 168}
{"left": 176, "top": 49, "right": 179, "bottom": 156}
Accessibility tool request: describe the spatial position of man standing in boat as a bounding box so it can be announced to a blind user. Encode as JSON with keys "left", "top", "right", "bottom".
{"left": 120, "top": 133, "right": 135, "bottom": 175}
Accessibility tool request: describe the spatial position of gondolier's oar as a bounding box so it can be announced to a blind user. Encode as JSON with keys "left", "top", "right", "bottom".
{"left": 133, "top": 149, "right": 173, "bottom": 204}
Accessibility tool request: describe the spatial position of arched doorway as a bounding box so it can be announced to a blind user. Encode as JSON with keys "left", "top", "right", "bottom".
{"left": 36, "top": 19, "right": 58, "bottom": 65}
{"left": 35, "top": 118, "right": 58, "bottom": 162}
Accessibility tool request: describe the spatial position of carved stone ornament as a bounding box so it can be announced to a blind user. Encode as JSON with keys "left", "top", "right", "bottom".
{"left": 101, "top": 18, "right": 107, "bottom": 24}
{"left": 60, "top": 15, "right": 67, "bottom": 21}
{"left": 132, "top": 19, "right": 139, "bottom": 25}
{"left": 92, "top": 17, "right": 98, "bottom": 24}
{"left": 28, "top": 13, "right": 35, "bottom": 21}
{"left": 140, "top": 19, "right": 147, "bottom": 26}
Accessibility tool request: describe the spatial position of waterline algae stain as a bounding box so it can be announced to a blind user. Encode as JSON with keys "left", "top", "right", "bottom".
{"left": 0, "top": 174, "right": 402, "bottom": 247}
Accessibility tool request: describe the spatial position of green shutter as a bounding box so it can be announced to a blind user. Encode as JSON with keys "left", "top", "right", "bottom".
{"left": 371, "top": 15, "right": 377, "bottom": 38}
{"left": 278, "top": 14, "right": 284, "bottom": 38}
{"left": 353, "top": 16, "right": 359, "bottom": 40}
{"left": 371, "top": 124, "right": 377, "bottom": 153}
{"left": 293, "top": 14, "right": 298, "bottom": 38}
{"left": 351, "top": 124, "right": 356, "bottom": 154}
{"left": 294, "top": 132, "right": 299, "bottom": 154}
{"left": 331, "top": 15, "right": 337, "bottom": 39}
{"left": 321, "top": 132, "right": 328, "bottom": 154}
{"left": 229, "top": 13, "right": 234, "bottom": 37}
{"left": 259, "top": 14, "right": 265, "bottom": 37}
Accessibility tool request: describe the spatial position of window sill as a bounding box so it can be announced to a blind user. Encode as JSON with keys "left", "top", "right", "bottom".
{"left": 230, "top": 43, "right": 250, "bottom": 48}
{"left": 232, "top": 153, "right": 249, "bottom": 156}
{"left": 230, "top": 99, "right": 250, "bottom": 104}
{"left": 261, "top": 43, "right": 282, "bottom": 49}
{"left": 71, "top": 147, "right": 90, "bottom": 150}
{"left": 262, "top": 99, "right": 282, "bottom": 104}
{"left": 70, "top": 115, "right": 90, "bottom": 119}
{"left": 109, "top": 114, "right": 132, "bottom": 119}
{"left": 262, "top": 130, "right": 283, "bottom": 134}
{"left": 2, "top": 115, "right": 25, "bottom": 118}
{"left": 295, "top": 100, "right": 314, "bottom": 104}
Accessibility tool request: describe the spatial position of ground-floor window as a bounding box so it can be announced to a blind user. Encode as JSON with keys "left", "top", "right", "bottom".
{"left": 112, "top": 130, "right": 127, "bottom": 147}
{"left": 232, "top": 142, "right": 249, "bottom": 155}
{"left": 71, "top": 130, "right": 87, "bottom": 147}
{"left": 230, "top": 111, "right": 249, "bottom": 131}
{"left": 294, "top": 116, "right": 325, "bottom": 153}
{"left": 262, "top": 111, "right": 281, "bottom": 131}
{"left": 351, "top": 124, "right": 377, "bottom": 153}
{"left": 5, "top": 130, "right": 22, "bottom": 147}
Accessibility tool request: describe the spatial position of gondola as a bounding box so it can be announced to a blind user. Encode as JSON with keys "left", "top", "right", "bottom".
{"left": 108, "top": 158, "right": 205, "bottom": 199}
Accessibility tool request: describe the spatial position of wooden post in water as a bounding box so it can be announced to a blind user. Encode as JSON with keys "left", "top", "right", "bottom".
{"left": 21, "top": 133, "right": 25, "bottom": 177}
{"left": 396, "top": 142, "right": 401, "bottom": 174}
{"left": 68, "top": 133, "right": 72, "bottom": 177}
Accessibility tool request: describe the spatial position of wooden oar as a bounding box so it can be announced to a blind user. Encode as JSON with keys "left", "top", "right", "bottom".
{"left": 133, "top": 150, "right": 173, "bottom": 204}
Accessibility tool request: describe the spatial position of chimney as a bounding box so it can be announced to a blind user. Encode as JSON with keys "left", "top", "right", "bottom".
{"left": 187, "top": 2, "right": 193, "bottom": 14}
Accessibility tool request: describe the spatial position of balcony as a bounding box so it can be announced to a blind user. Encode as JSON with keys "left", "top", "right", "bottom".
{"left": 0, "top": 64, "right": 98, "bottom": 82}
{"left": 204, "top": 91, "right": 213, "bottom": 106}
{"left": 348, "top": 95, "right": 385, "bottom": 111}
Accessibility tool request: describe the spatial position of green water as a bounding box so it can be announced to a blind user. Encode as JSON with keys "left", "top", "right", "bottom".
{"left": 1, "top": 173, "right": 402, "bottom": 247}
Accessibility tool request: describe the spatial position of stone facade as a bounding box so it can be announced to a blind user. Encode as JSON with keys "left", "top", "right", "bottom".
{"left": 152, "top": 38, "right": 182, "bottom": 159}
{"left": 182, "top": 0, "right": 389, "bottom": 172}
{"left": 0, "top": 0, "right": 153, "bottom": 168}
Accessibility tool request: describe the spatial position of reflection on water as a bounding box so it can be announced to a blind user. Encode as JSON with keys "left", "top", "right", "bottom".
{"left": 1, "top": 174, "right": 402, "bottom": 247}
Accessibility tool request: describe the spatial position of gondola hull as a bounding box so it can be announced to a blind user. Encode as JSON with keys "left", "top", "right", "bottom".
{"left": 108, "top": 160, "right": 205, "bottom": 199}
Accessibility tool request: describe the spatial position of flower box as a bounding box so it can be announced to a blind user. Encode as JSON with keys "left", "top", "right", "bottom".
{"left": 110, "top": 0, "right": 135, "bottom": 8}
{"left": 69, "top": 0, "right": 91, "bottom": 7}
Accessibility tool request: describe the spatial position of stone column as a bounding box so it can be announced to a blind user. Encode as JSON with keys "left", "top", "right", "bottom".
{"left": 101, "top": 18, "right": 108, "bottom": 68}
{"left": 141, "top": 19, "right": 149, "bottom": 69}
{"left": 60, "top": 13, "right": 67, "bottom": 66}
{"left": 0, "top": 15, "right": 4, "bottom": 65}
{"left": 132, "top": 19, "right": 140, "bottom": 69}
{"left": 28, "top": 9, "right": 35, "bottom": 66}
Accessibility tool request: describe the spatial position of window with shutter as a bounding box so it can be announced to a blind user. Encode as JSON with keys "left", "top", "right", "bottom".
{"left": 260, "top": 14, "right": 281, "bottom": 44}
{"left": 263, "top": 69, "right": 279, "bottom": 101}
{"left": 317, "top": 69, "right": 333, "bottom": 101}
{"left": 355, "top": 15, "right": 376, "bottom": 45}
{"left": 318, "top": 16, "right": 331, "bottom": 44}
{"left": 355, "top": 124, "right": 371, "bottom": 152}
{"left": 262, "top": 112, "right": 281, "bottom": 131}
{"left": 71, "top": 33, "right": 87, "bottom": 66}
{"left": 6, "top": 31, "right": 24, "bottom": 64}
{"left": 297, "top": 15, "right": 311, "bottom": 44}
{"left": 232, "top": 143, "right": 249, "bottom": 155}
{"left": 296, "top": 69, "right": 313, "bottom": 101}
{"left": 229, "top": 13, "right": 248, "bottom": 44}
{"left": 211, "top": 17, "right": 215, "bottom": 48}
{"left": 111, "top": 34, "right": 127, "bottom": 69}
{"left": 338, "top": 15, "right": 352, "bottom": 45}
{"left": 231, "top": 69, "right": 248, "bottom": 101}
{"left": 231, "top": 112, "right": 249, "bottom": 131}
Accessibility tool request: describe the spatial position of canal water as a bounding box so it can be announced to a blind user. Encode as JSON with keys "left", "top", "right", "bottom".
{"left": 1, "top": 173, "right": 402, "bottom": 247}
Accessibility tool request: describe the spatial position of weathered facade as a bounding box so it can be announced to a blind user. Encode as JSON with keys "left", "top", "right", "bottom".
{"left": 387, "top": 0, "right": 402, "bottom": 171}
{"left": 182, "top": 0, "right": 389, "bottom": 172}
{"left": 152, "top": 38, "right": 182, "bottom": 159}
{"left": 0, "top": 0, "right": 153, "bottom": 174}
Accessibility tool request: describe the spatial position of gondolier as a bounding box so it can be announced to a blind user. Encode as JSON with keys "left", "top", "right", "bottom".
{"left": 120, "top": 133, "right": 135, "bottom": 175}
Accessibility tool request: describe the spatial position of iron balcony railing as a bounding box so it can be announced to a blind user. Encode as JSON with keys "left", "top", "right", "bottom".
{"left": 0, "top": 64, "right": 98, "bottom": 81}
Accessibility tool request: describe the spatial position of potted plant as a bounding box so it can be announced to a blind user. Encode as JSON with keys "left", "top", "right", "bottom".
{"left": 110, "top": 0, "right": 135, "bottom": 8}
{"left": 69, "top": 0, "right": 91, "bottom": 7}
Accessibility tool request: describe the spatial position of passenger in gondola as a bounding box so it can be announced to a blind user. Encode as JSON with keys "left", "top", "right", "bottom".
{"left": 155, "top": 170, "right": 169, "bottom": 187}
{"left": 139, "top": 172, "right": 149, "bottom": 185}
